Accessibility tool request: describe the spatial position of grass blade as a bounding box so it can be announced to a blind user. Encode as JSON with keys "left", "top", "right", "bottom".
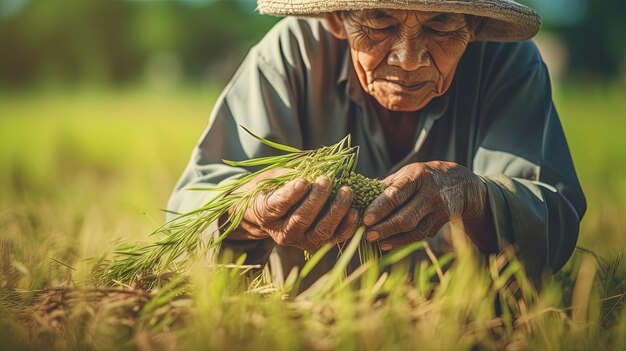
{"left": 240, "top": 125, "right": 301, "bottom": 153}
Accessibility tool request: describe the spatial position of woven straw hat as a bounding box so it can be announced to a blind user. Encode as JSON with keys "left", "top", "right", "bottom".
{"left": 257, "top": 0, "right": 541, "bottom": 42}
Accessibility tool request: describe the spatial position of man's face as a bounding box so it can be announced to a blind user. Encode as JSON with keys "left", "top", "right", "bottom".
{"left": 340, "top": 9, "right": 473, "bottom": 111}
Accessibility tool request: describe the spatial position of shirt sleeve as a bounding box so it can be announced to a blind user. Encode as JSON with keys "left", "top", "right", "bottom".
{"left": 166, "top": 21, "right": 305, "bottom": 266}
{"left": 472, "top": 41, "right": 587, "bottom": 280}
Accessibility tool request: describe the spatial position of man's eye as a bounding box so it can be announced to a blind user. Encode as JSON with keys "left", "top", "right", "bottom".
{"left": 366, "top": 25, "right": 395, "bottom": 33}
{"left": 427, "top": 27, "right": 453, "bottom": 36}
{"left": 427, "top": 26, "right": 464, "bottom": 37}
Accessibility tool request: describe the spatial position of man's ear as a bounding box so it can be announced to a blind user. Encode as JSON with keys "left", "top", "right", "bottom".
{"left": 325, "top": 12, "right": 348, "bottom": 39}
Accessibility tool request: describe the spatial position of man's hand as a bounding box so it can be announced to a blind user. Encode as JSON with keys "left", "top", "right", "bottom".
{"left": 226, "top": 168, "right": 360, "bottom": 251}
{"left": 362, "top": 161, "right": 490, "bottom": 251}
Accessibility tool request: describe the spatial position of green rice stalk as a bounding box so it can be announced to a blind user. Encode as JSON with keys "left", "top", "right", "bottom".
{"left": 98, "top": 127, "right": 386, "bottom": 287}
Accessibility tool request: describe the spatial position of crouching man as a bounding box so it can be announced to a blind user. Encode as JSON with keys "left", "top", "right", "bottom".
{"left": 168, "top": 0, "right": 586, "bottom": 283}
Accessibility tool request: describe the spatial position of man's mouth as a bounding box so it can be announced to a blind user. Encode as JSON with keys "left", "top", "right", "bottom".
{"left": 376, "top": 79, "right": 429, "bottom": 91}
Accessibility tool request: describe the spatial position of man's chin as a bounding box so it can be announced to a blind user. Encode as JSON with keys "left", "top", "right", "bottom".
{"left": 373, "top": 93, "right": 432, "bottom": 112}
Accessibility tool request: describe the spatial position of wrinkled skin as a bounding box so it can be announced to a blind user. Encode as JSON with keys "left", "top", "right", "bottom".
{"left": 361, "top": 162, "right": 494, "bottom": 252}
{"left": 327, "top": 9, "right": 473, "bottom": 112}
{"left": 227, "top": 9, "right": 497, "bottom": 253}
{"left": 324, "top": 9, "right": 496, "bottom": 253}
{"left": 226, "top": 168, "right": 360, "bottom": 251}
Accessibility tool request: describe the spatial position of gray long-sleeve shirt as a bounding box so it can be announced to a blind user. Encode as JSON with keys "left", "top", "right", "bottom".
{"left": 167, "top": 17, "right": 586, "bottom": 281}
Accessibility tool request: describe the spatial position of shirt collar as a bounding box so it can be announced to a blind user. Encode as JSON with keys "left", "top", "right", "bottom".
{"left": 336, "top": 48, "right": 350, "bottom": 86}
{"left": 337, "top": 51, "right": 370, "bottom": 106}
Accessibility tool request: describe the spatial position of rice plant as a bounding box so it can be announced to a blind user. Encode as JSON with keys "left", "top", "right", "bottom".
{"left": 2, "top": 89, "right": 625, "bottom": 351}
{"left": 4, "top": 229, "right": 624, "bottom": 351}
{"left": 98, "top": 127, "right": 387, "bottom": 287}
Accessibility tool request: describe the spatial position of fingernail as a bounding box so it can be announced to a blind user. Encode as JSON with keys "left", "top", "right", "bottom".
{"left": 364, "top": 214, "right": 375, "bottom": 225}
{"left": 339, "top": 186, "right": 351, "bottom": 197}
{"left": 316, "top": 176, "right": 330, "bottom": 190}
{"left": 380, "top": 244, "right": 392, "bottom": 251}
{"left": 366, "top": 231, "right": 379, "bottom": 241}
{"left": 293, "top": 179, "right": 307, "bottom": 191}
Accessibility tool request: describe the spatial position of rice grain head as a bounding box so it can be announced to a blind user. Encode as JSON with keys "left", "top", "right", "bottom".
{"left": 332, "top": 172, "right": 386, "bottom": 210}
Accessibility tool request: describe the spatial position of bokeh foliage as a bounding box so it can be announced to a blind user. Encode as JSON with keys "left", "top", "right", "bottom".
{"left": 0, "top": 0, "right": 280, "bottom": 87}
{"left": 1, "top": 0, "right": 625, "bottom": 88}
{"left": 0, "top": 1, "right": 625, "bottom": 349}
{"left": 523, "top": 0, "right": 626, "bottom": 79}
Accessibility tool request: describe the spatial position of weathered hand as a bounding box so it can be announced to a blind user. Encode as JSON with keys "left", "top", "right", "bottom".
{"left": 227, "top": 168, "right": 360, "bottom": 251}
{"left": 362, "top": 161, "right": 487, "bottom": 251}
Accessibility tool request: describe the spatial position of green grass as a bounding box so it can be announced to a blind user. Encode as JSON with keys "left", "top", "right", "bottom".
{"left": 554, "top": 83, "right": 626, "bottom": 255}
{"left": 0, "top": 84, "right": 625, "bottom": 350}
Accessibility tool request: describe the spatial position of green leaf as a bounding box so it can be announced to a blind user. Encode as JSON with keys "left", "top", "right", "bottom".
{"left": 379, "top": 241, "right": 425, "bottom": 268}
{"left": 240, "top": 125, "right": 302, "bottom": 153}
{"left": 160, "top": 208, "right": 182, "bottom": 216}
{"left": 223, "top": 153, "right": 299, "bottom": 167}
{"left": 299, "top": 245, "right": 333, "bottom": 282}
{"left": 327, "top": 226, "right": 366, "bottom": 284}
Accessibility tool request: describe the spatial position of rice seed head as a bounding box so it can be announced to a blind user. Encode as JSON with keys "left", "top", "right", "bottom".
{"left": 333, "top": 172, "right": 386, "bottom": 210}
{"left": 98, "top": 129, "right": 384, "bottom": 286}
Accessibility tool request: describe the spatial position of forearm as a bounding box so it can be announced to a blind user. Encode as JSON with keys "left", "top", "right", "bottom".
{"left": 462, "top": 189, "right": 499, "bottom": 254}
{"left": 481, "top": 174, "right": 584, "bottom": 279}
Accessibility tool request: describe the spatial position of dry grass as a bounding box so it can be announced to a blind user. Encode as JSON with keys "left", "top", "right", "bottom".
{"left": 0, "top": 85, "right": 625, "bottom": 350}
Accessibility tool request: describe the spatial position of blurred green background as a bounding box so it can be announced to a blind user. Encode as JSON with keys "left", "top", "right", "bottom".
{"left": 0, "top": 0, "right": 625, "bottom": 279}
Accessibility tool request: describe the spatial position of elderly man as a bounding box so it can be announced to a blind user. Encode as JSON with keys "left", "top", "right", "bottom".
{"left": 167, "top": 0, "right": 586, "bottom": 281}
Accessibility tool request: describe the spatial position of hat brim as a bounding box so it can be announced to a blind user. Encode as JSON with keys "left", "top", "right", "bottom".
{"left": 256, "top": 0, "right": 541, "bottom": 42}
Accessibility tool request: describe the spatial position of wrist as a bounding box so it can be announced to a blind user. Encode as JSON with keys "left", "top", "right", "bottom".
{"left": 219, "top": 213, "right": 270, "bottom": 240}
{"left": 461, "top": 173, "right": 488, "bottom": 221}
{"left": 463, "top": 175, "right": 498, "bottom": 253}
{"left": 463, "top": 174, "right": 498, "bottom": 253}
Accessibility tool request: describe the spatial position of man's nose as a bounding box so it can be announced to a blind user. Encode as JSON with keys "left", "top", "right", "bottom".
{"left": 387, "top": 35, "right": 430, "bottom": 72}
